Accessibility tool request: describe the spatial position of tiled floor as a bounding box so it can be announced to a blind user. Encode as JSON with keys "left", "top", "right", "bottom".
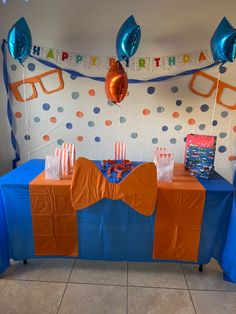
{"left": 1, "top": 258, "right": 236, "bottom": 314}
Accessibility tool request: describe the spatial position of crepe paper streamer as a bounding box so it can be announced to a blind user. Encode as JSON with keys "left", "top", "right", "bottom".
{"left": 1, "top": 40, "right": 20, "bottom": 168}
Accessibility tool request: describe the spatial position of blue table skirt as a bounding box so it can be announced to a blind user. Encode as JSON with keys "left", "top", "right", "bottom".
{"left": 0, "top": 160, "right": 236, "bottom": 283}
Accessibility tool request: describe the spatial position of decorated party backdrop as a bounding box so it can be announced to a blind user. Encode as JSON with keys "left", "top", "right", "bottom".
{"left": 5, "top": 47, "right": 236, "bottom": 182}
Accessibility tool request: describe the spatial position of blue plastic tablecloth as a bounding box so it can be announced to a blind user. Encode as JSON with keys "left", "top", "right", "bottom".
{"left": 0, "top": 159, "right": 235, "bottom": 283}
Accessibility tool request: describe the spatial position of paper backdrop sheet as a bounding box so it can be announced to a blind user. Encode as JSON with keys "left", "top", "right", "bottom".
{"left": 6, "top": 52, "right": 236, "bottom": 182}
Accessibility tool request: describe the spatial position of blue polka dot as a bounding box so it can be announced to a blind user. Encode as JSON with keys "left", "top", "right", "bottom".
{"left": 11, "top": 64, "right": 17, "bottom": 71}
{"left": 201, "top": 104, "right": 209, "bottom": 112}
{"left": 93, "top": 107, "right": 101, "bottom": 114}
{"left": 199, "top": 124, "right": 206, "bottom": 130}
{"left": 162, "top": 126, "right": 168, "bottom": 131}
{"left": 43, "top": 103, "right": 50, "bottom": 111}
{"left": 218, "top": 146, "right": 226, "bottom": 153}
{"left": 219, "top": 132, "right": 227, "bottom": 138}
{"left": 95, "top": 136, "right": 101, "bottom": 142}
{"left": 176, "top": 100, "right": 182, "bottom": 106}
{"left": 70, "top": 74, "right": 77, "bottom": 80}
{"left": 131, "top": 132, "right": 138, "bottom": 139}
{"left": 219, "top": 66, "right": 227, "bottom": 74}
{"left": 171, "top": 86, "right": 178, "bottom": 93}
{"left": 175, "top": 125, "right": 182, "bottom": 131}
{"left": 147, "top": 86, "right": 155, "bottom": 94}
{"left": 157, "top": 106, "right": 165, "bottom": 113}
{"left": 170, "top": 138, "right": 177, "bottom": 144}
{"left": 24, "top": 135, "right": 30, "bottom": 140}
{"left": 120, "top": 116, "right": 126, "bottom": 123}
{"left": 28, "top": 63, "right": 35, "bottom": 71}
{"left": 66, "top": 123, "right": 73, "bottom": 129}
{"left": 88, "top": 121, "right": 95, "bottom": 127}
{"left": 57, "top": 106, "right": 64, "bottom": 113}
{"left": 221, "top": 111, "right": 228, "bottom": 118}
{"left": 72, "top": 92, "right": 79, "bottom": 99}
{"left": 212, "top": 120, "right": 218, "bottom": 126}
{"left": 107, "top": 100, "right": 114, "bottom": 106}
{"left": 57, "top": 139, "right": 64, "bottom": 146}
{"left": 152, "top": 138, "right": 158, "bottom": 144}
{"left": 186, "top": 106, "right": 193, "bottom": 113}
{"left": 34, "top": 117, "right": 40, "bottom": 123}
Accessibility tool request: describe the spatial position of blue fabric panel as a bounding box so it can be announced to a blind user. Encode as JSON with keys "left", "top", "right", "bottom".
{"left": 0, "top": 160, "right": 45, "bottom": 260}
{"left": 0, "top": 190, "right": 10, "bottom": 273}
{"left": 221, "top": 195, "right": 236, "bottom": 283}
{"left": 77, "top": 198, "right": 154, "bottom": 261}
{"left": 198, "top": 172, "right": 235, "bottom": 264}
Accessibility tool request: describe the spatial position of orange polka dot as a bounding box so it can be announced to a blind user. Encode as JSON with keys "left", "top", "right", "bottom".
{"left": 77, "top": 136, "right": 84, "bottom": 142}
{"left": 50, "top": 117, "right": 57, "bottom": 123}
{"left": 76, "top": 111, "right": 84, "bottom": 118}
{"left": 172, "top": 112, "right": 179, "bottom": 118}
{"left": 228, "top": 155, "right": 236, "bottom": 161}
{"left": 15, "top": 112, "right": 22, "bottom": 118}
{"left": 233, "top": 126, "right": 236, "bottom": 132}
{"left": 188, "top": 118, "right": 196, "bottom": 125}
{"left": 143, "top": 108, "right": 150, "bottom": 116}
{"left": 43, "top": 135, "right": 49, "bottom": 141}
{"left": 105, "top": 120, "right": 112, "bottom": 126}
{"left": 88, "top": 89, "right": 95, "bottom": 96}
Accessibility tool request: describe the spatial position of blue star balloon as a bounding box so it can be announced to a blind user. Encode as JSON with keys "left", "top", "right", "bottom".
{"left": 211, "top": 17, "right": 236, "bottom": 63}
{"left": 116, "top": 15, "right": 141, "bottom": 67}
{"left": 7, "top": 17, "right": 32, "bottom": 64}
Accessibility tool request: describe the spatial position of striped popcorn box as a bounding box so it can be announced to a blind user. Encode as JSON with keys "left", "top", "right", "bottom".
{"left": 114, "top": 141, "right": 126, "bottom": 160}
{"left": 55, "top": 148, "right": 70, "bottom": 177}
{"left": 62, "top": 143, "right": 76, "bottom": 169}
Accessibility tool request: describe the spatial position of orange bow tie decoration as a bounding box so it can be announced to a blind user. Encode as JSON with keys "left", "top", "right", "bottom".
{"left": 71, "top": 157, "right": 157, "bottom": 216}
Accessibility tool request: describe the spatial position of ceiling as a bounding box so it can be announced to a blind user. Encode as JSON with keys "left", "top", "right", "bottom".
{"left": 0, "top": 0, "right": 236, "bottom": 55}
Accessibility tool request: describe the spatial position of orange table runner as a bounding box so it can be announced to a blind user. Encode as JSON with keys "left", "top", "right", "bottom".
{"left": 29, "top": 172, "right": 78, "bottom": 256}
{"left": 153, "top": 163, "right": 206, "bottom": 262}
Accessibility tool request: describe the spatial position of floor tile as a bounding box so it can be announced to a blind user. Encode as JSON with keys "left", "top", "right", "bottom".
{"left": 0, "top": 260, "right": 22, "bottom": 279}
{"left": 58, "top": 283, "right": 127, "bottom": 314}
{"left": 0, "top": 279, "right": 8, "bottom": 292}
{"left": 191, "top": 290, "right": 236, "bottom": 314}
{"left": 128, "top": 262, "right": 187, "bottom": 289}
{"left": 11, "top": 258, "right": 75, "bottom": 282}
{"left": 182, "top": 259, "right": 236, "bottom": 291}
{"left": 128, "top": 286, "right": 195, "bottom": 314}
{"left": 69, "top": 260, "right": 127, "bottom": 285}
{"left": 0, "top": 280, "right": 65, "bottom": 314}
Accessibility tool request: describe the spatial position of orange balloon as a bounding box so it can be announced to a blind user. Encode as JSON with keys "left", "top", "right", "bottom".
{"left": 105, "top": 61, "right": 128, "bottom": 104}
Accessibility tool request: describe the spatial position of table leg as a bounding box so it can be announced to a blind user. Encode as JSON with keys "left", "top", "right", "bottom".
{"left": 199, "top": 264, "right": 203, "bottom": 272}
{"left": 23, "top": 259, "right": 27, "bottom": 265}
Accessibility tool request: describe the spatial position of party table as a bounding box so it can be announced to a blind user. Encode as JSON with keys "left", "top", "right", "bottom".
{"left": 0, "top": 159, "right": 235, "bottom": 283}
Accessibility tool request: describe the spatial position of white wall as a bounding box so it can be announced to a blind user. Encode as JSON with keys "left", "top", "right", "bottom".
{"left": 0, "top": 0, "right": 235, "bottom": 180}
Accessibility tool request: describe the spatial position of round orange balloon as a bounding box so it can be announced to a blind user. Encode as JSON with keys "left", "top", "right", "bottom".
{"left": 105, "top": 61, "right": 128, "bottom": 104}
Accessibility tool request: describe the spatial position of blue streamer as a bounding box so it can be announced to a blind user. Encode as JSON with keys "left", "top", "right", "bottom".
{"left": 1, "top": 40, "right": 20, "bottom": 169}
{"left": 31, "top": 53, "right": 219, "bottom": 83}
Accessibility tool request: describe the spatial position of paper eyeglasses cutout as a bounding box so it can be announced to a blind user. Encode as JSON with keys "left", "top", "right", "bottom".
{"left": 9, "top": 68, "right": 64, "bottom": 102}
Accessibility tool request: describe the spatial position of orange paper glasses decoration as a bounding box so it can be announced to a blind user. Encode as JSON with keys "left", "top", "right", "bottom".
{"left": 9, "top": 68, "right": 64, "bottom": 102}
{"left": 189, "top": 71, "right": 236, "bottom": 110}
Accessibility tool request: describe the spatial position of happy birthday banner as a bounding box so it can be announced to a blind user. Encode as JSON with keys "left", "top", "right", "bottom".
{"left": 31, "top": 44, "right": 214, "bottom": 72}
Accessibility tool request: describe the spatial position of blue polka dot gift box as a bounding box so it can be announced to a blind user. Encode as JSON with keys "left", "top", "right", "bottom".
{"left": 184, "top": 134, "right": 217, "bottom": 179}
